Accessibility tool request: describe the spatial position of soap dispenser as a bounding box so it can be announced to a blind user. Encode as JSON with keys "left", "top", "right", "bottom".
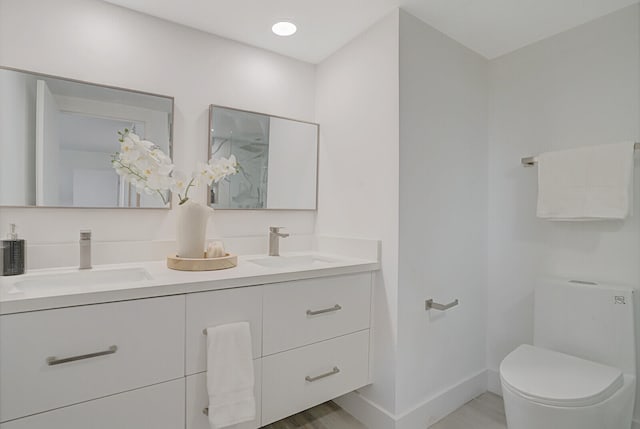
{"left": 1, "top": 224, "right": 25, "bottom": 276}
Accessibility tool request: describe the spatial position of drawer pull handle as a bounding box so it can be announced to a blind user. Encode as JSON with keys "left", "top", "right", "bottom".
{"left": 306, "top": 304, "right": 342, "bottom": 316}
{"left": 203, "top": 407, "right": 209, "bottom": 416}
{"left": 46, "top": 345, "right": 118, "bottom": 366}
{"left": 305, "top": 366, "right": 340, "bottom": 382}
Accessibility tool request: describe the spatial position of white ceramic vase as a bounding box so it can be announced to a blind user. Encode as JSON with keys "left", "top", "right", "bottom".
{"left": 176, "top": 200, "right": 214, "bottom": 258}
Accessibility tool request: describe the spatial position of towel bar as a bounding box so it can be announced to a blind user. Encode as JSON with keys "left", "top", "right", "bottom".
{"left": 521, "top": 142, "right": 640, "bottom": 166}
{"left": 425, "top": 299, "right": 459, "bottom": 311}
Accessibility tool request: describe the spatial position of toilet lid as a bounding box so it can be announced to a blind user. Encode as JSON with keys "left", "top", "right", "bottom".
{"left": 500, "top": 344, "right": 624, "bottom": 407}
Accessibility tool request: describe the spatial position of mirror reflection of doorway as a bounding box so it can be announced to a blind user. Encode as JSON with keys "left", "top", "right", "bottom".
{"left": 0, "top": 67, "right": 174, "bottom": 209}
{"left": 35, "top": 78, "right": 166, "bottom": 207}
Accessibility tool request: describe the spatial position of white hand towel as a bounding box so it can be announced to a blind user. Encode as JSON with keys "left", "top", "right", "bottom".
{"left": 536, "top": 142, "right": 635, "bottom": 220}
{"left": 206, "top": 322, "right": 255, "bottom": 429}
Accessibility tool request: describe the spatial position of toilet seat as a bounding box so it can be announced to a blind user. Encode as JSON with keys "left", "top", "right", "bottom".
{"left": 500, "top": 344, "right": 624, "bottom": 407}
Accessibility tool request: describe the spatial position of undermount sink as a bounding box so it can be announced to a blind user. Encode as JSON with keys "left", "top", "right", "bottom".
{"left": 247, "top": 255, "right": 338, "bottom": 269}
{"left": 13, "top": 267, "right": 152, "bottom": 290}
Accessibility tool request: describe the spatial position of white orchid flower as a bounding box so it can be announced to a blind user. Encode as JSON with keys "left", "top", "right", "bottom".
{"left": 170, "top": 171, "right": 189, "bottom": 195}
{"left": 113, "top": 129, "right": 238, "bottom": 206}
{"left": 120, "top": 138, "right": 141, "bottom": 162}
{"left": 146, "top": 172, "right": 171, "bottom": 191}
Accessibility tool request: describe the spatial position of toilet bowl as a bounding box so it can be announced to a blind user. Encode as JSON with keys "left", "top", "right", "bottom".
{"left": 499, "top": 280, "right": 636, "bottom": 429}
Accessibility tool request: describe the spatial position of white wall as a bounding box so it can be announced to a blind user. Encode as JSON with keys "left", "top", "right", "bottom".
{"left": 0, "top": 0, "right": 316, "bottom": 248}
{"left": 397, "top": 9, "right": 488, "bottom": 424}
{"left": 316, "top": 10, "right": 400, "bottom": 415}
{"left": 0, "top": 70, "right": 36, "bottom": 206}
{"left": 487, "top": 1, "right": 640, "bottom": 415}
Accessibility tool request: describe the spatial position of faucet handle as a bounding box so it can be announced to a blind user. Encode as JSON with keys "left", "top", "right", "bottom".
{"left": 80, "top": 229, "right": 92, "bottom": 240}
{"left": 269, "top": 226, "right": 284, "bottom": 233}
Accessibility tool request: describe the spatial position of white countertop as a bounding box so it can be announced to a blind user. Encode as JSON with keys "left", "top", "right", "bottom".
{"left": 0, "top": 252, "right": 379, "bottom": 315}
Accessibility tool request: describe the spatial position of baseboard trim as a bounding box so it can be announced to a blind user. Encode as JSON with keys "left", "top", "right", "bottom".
{"left": 334, "top": 390, "right": 396, "bottom": 429}
{"left": 487, "top": 368, "right": 502, "bottom": 396}
{"left": 336, "top": 370, "right": 488, "bottom": 429}
{"left": 396, "top": 369, "right": 488, "bottom": 429}
{"left": 338, "top": 371, "right": 640, "bottom": 429}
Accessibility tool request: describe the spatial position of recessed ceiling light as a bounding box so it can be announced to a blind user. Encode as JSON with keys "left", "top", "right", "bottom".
{"left": 272, "top": 21, "right": 297, "bottom": 37}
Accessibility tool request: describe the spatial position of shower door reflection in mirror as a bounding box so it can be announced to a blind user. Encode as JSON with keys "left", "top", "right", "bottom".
{"left": 208, "top": 105, "right": 318, "bottom": 210}
{"left": 0, "top": 67, "right": 173, "bottom": 208}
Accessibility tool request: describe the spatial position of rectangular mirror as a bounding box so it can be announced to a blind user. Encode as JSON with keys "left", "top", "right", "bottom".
{"left": 0, "top": 67, "right": 174, "bottom": 208}
{"left": 208, "top": 105, "right": 318, "bottom": 210}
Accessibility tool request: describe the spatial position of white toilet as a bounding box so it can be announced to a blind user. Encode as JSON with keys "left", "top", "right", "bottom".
{"left": 500, "top": 279, "right": 636, "bottom": 429}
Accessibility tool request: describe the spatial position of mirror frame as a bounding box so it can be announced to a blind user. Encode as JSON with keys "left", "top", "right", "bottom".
{"left": 208, "top": 104, "right": 319, "bottom": 211}
{"left": 0, "top": 65, "right": 175, "bottom": 210}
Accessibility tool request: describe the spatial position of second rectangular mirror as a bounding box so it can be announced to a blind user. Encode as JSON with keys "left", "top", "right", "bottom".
{"left": 208, "top": 105, "right": 318, "bottom": 210}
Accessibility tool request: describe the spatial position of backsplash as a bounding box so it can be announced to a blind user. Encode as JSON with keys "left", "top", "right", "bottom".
{"left": 24, "top": 235, "right": 315, "bottom": 270}
{"left": 22, "top": 235, "right": 381, "bottom": 270}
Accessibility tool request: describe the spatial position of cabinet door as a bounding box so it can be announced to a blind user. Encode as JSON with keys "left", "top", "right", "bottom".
{"left": 186, "top": 361, "right": 262, "bottom": 429}
{"left": 0, "top": 379, "right": 185, "bottom": 429}
{"left": 0, "top": 295, "right": 185, "bottom": 422}
{"left": 186, "top": 286, "right": 262, "bottom": 375}
{"left": 263, "top": 273, "right": 371, "bottom": 355}
{"left": 261, "top": 330, "right": 370, "bottom": 426}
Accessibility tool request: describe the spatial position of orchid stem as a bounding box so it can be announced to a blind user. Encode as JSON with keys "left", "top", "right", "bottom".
{"left": 178, "top": 178, "right": 196, "bottom": 205}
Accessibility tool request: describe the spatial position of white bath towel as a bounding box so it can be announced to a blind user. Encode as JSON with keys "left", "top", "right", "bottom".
{"left": 206, "top": 322, "right": 255, "bottom": 429}
{"left": 536, "top": 142, "right": 636, "bottom": 220}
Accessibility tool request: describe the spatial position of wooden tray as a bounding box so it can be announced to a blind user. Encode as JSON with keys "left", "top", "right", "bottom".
{"left": 166, "top": 253, "right": 237, "bottom": 271}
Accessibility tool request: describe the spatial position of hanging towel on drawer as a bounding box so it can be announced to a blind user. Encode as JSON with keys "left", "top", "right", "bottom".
{"left": 536, "top": 142, "right": 636, "bottom": 220}
{"left": 206, "top": 322, "right": 255, "bottom": 429}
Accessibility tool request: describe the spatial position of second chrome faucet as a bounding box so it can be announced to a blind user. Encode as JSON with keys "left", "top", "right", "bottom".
{"left": 268, "top": 227, "right": 289, "bottom": 256}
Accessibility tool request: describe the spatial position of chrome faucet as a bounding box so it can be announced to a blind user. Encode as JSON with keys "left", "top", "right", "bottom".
{"left": 79, "top": 230, "right": 92, "bottom": 270}
{"left": 268, "top": 227, "right": 289, "bottom": 256}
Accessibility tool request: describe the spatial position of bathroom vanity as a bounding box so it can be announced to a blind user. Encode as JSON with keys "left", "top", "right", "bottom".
{"left": 0, "top": 253, "right": 378, "bottom": 429}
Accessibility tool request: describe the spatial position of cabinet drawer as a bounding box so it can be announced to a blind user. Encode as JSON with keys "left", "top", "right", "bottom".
{"left": 186, "top": 361, "right": 262, "bottom": 429}
{"left": 186, "top": 286, "right": 262, "bottom": 375}
{"left": 0, "top": 295, "right": 185, "bottom": 422}
{"left": 263, "top": 273, "right": 371, "bottom": 355}
{"left": 0, "top": 379, "right": 184, "bottom": 429}
{"left": 261, "top": 330, "right": 370, "bottom": 425}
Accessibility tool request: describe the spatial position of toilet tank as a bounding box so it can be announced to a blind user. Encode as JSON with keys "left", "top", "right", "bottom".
{"left": 534, "top": 278, "right": 636, "bottom": 375}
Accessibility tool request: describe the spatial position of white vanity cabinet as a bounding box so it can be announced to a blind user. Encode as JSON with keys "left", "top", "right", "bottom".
{"left": 0, "top": 380, "right": 185, "bottom": 429}
{"left": 0, "top": 295, "right": 185, "bottom": 424}
{"left": 262, "top": 273, "right": 372, "bottom": 355}
{"left": 262, "top": 330, "right": 370, "bottom": 425}
{"left": 185, "top": 286, "right": 263, "bottom": 429}
{"left": 0, "top": 270, "right": 374, "bottom": 428}
{"left": 260, "top": 272, "right": 373, "bottom": 425}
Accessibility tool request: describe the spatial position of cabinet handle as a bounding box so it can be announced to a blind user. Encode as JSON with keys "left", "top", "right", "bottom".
{"left": 305, "top": 366, "right": 340, "bottom": 382}
{"left": 46, "top": 345, "right": 118, "bottom": 366}
{"left": 203, "top": 407, "right": 209, "bottom": 416}
{"left": 306, "top": 304, "right": 342, "bottom": 316}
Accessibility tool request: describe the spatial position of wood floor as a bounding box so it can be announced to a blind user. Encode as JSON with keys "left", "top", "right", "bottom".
{"left": 262, "top": 401, "right": 367, "bottom": 429}
{"left": 262, "top": 392, "right": 506, "bottom": 429}
{"left": 429, "top": 393, "right": 506, "bottom": 429}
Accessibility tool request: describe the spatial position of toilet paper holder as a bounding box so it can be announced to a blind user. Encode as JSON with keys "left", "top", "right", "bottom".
{"left": 425, "top": 299, "right": 459, "bottom": 311}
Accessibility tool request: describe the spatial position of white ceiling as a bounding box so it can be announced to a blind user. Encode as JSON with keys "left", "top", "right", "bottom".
{"left": 102, "top": 0, "right": 639, "bottom": 63}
